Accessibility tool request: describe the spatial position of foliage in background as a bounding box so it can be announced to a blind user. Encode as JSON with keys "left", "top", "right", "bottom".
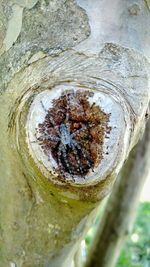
{"left": 116, "top": 202, "right": 150, "bottom": 267}
{"left": 85, "top": 202, "right": 150, "bottom": 267}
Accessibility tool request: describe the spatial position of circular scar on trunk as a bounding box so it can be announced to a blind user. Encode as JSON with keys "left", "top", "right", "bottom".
{"left": 26, "top": 84, "right": 127, "bottom": 187}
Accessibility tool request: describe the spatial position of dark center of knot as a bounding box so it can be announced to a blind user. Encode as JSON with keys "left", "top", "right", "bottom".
{"left": 37, "top": 89, "right": 110, "bottom": 178}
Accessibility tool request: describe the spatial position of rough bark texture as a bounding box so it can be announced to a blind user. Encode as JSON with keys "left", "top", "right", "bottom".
{"left": 0, "top": 1, "right": 150, "bottom": 267}
{"left": 84, "top": 118, "right": 150, "bottom": 267}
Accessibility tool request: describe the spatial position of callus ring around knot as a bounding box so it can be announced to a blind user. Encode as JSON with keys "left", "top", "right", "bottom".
{"left": 26, "top": 86, "right": 112, "bottom": 185}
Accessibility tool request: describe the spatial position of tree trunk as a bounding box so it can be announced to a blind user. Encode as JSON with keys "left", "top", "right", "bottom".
{"left": 0, "top": 1, "right": 149, "bottom": 267}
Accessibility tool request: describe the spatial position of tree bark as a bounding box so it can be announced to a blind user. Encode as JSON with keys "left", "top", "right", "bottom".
{"left": 0, "top": 1, "right": 149, "bottom": 267}
{"left": 84, "top": 117, "right": 150, "bottom": 267}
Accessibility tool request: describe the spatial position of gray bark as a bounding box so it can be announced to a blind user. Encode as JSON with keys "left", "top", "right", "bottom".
{"left": 0, "top": 1, "right": 150, "bottom": 267}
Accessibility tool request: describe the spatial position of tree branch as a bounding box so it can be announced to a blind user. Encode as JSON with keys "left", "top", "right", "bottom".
{"left": 84, "top": 117, "right": 150, "bottom": 267}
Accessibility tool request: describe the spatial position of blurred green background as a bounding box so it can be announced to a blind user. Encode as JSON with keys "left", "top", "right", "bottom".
{"left": 116, "top": 202, "right": 150, "bottom": 267}
{"left": 85, "top": 176, "right": 150, "bottom": 267}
